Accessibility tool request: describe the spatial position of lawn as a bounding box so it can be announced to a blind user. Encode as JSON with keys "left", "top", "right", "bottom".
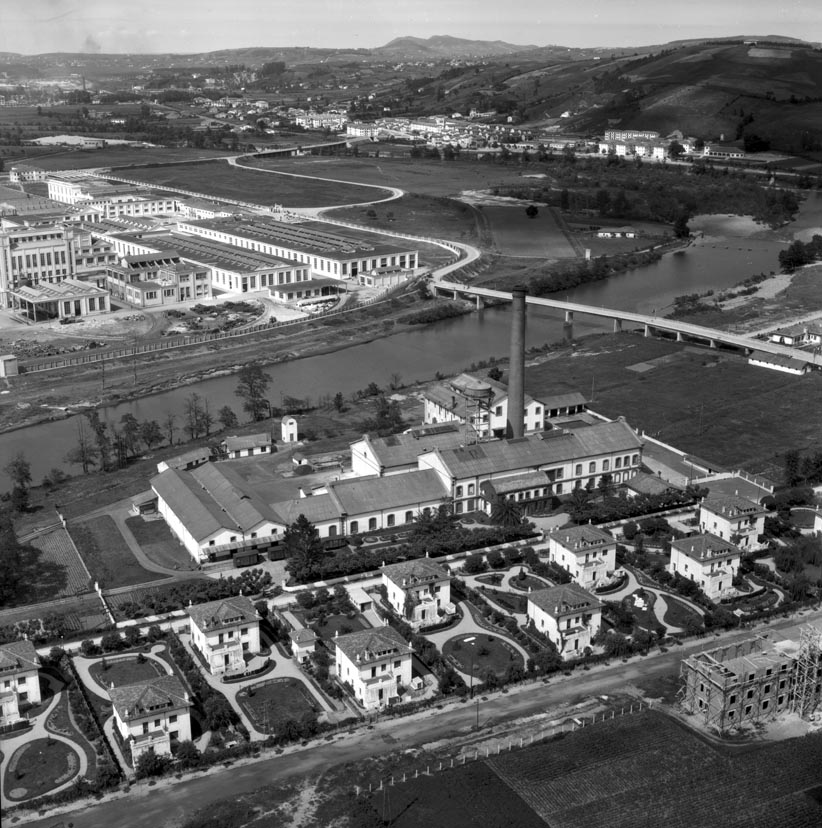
{"left": 45, "top": 683, "right": 101, "bottom": 780}
{"left": 88, "top": 655, "right": 167, "bottom": 690}
{"left": 481, "top": 204, "right": 578, "bottom": 258}
{"left": 122, "top": 161, "right": 384, "bottom": 208}
{"left": 3, "top": 737, "right": 82, "bottom": 802}
{"left": 124, "top": 515, "right": 194, "bottom": 570}
{"left": 235, "top": 678, "right": 319, "bottom": 733}
{"left": 442, "top": 633, "right": 524, "bottom": 679}
{"left": 68, "top": 515, "right": 167, "bottom": 589}
{"left": 508, "top": 572, "right": 553, "bottom": 592}
{"left": 310, "top": 612, "right": 371, "bottom": 641}
{"left": 624, "top": 589, "right": 660, "bottom": 632}
{"left": 662, "top": 595, "right": 705, "bottom": 631}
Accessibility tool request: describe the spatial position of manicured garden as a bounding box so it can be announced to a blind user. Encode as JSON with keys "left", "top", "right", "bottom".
{"left": 235, "top": 678, "right": 319, "bottom": 734}
{"left": 442, "top": 633, "right": 524, "bottom": 680}
{"left": 480, "top": 588, "right": 529, "bottom": 615}
{"left": 68, "top": 516, "right": 167, "bottom": 589}
{"left": 88, "top": 654, "right": 167, "bottom": 689}
{"left": 662, "top": 595, "right": 705, "bottom": 631}
{"left": 3, "top": 737, "right": 81, "bottom": 801}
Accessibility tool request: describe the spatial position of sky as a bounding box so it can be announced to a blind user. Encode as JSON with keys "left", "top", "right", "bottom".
{"left": 2, "top": 0, "right": 821, "bottom": 55}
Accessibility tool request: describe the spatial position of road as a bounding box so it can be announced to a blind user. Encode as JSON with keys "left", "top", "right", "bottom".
{"left": 19, "top": 608, "right": 822, "bottom": 828}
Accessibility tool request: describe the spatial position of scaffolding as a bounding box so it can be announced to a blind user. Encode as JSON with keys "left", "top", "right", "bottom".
{"left": 790, "top": 625, "right": 822, "bottom": 719}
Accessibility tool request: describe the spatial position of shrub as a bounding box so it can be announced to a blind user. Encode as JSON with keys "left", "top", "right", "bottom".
{"left": 135, "top": 748, "right": 172, "bottom": 779}
{"left": 100, "top": 632, "right": 125, "bottom": 652}
{"left": 80, "top": 639, "right": 101, "bottom": 657}
{"left": 463, "top": 553, "right": 486, "bottom": 575}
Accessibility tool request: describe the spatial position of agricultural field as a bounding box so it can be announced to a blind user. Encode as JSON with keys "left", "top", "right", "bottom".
{"left": 480, "top": 205, "right": 577, "bottom": 258}
{"left": 68, "top": 515, "right": 167, "bottom": 589}
{"left": 524, "top": 333, "right": 822, "bottom": 476}
{"left": 122, "top": 161, "right": 386, "bottom": 208}
{"left": 376, "top": 710, "right": 822, "bottom": 828}
{"left": 5, "top": 145, "right": 235, "bottom": 171}
{"left": 245, "top": 155, "right": 543, "bottom": 199}
{"left": 236, "top": 678, "right": 319, "bottom": 733}
{"left": 26, "top": 528, "right": 91, "bottom": 599}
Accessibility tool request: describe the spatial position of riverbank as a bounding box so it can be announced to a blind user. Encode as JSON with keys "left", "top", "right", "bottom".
{"left": 0, "top": 291, "right": 459, "bottom": 434}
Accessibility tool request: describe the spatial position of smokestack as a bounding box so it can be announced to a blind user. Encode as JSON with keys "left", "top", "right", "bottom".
{"left": 507, "top": 286, "right": 527, "bottom": 438}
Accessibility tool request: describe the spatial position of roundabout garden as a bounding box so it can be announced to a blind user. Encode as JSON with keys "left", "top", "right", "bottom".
{"left": 442, "top": 633, "right": 525, "bottom": 681}
{"left": 3, "top": 737, "right": 82, "bottom": 802}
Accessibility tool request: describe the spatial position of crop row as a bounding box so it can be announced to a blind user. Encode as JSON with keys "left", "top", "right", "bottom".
{"left": 29, "top": 528, "right": 91, "bottom": 597}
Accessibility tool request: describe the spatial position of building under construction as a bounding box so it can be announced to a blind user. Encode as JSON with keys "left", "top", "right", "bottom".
{"left": 679, "top": 626, "right": 822, "bottom": 733}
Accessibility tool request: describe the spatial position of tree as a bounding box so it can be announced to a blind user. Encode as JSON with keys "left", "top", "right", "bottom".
{"left": 119, "top": 413, "right": 141, "bottom": 457}
{"left": 333, "top": 392, "right": 346, "bottom": 413}
{"left": 0, "top": 509, "right": 24, "bottom": 603}
{"left": 85, "top": 411, "right": 113, "bottom": 471}
{"left": 65, "top": 419, "right": 99, "bottom": 474}
{"left": 135, "top": 747, "right": 171, "bottom": 779}
{"left": 163, "top": 412, "right": 177, "bottom": 446}
{"left": 175, "top": 740, "right": 201, "bottom": 769}
{"left": 204, "top": 695, "right": 237, "bottom": 730}
{"left": 218, "top": 406, "right": 238, "bottom": 430}
{"left": 668, "top": 140, "right": 684, "bottom": 159}
{"left": 235, "top": 364, "right": 272, "bottom": 421}
{"left": 490, "top": 495, "right": 523, "bottom": 528}
{"left": 673, "top": 211, "right": 690, "bottom": 239}
{"left": 487, "top": 365, "right": 503, "bottom": 382}
{"left": 10, "top": 485, "right": 29, "bottom": 512}
{"left": 183, "top": 393, "right": 210, "bottom": 440}
{"left": 4, "top": 452, "right": 31, "bottom": 491}
{"left": 139, "top": 420, "right": 163, "bottom": 450}
{"left": 525, "top": 204, "right": 539, "bottom": 219}
{"left": 784, "top": 449, "right": 802, "bottom": 487}
{"left": 284, "top": 515, "right": 325, "bottom": 582}
{"left": 559, "top": 188, "right": 570, "bottom": 211}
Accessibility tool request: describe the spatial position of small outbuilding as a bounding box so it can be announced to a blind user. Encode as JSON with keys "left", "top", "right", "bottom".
{"left": 281, "top": 416, "right": 298, "bottom": 443}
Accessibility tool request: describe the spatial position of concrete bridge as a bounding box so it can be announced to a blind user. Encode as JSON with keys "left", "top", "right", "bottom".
{"left": 434, "top": 280, "right": 822, "bottom": 366}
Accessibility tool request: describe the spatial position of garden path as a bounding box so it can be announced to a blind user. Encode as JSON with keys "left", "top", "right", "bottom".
{"left": 0, "top": 676, "right": 87, "bottom": 809}
{"left": 601, "top": 569, "right": 705, "bottom": 634}
{"left": 72, "top": 647, "right": 173, "bottom": 698}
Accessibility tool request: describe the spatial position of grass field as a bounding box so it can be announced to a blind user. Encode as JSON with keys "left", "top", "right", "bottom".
{"left": 310, "top": 612, "right": 371, "bottom": 641}
{"left": 3, "top": 738, "right": 81, "bottom": 802}
{"left": 245, "top": 155, "right": 537, "bottom": 199}
{"left": 524, "top": 333, "right": 822, "bottom": 476}
{"left": 124, "top": 516, "right": 192, "bottom": 570}
{"left": 6, "top": 145, "right": 235, "bottom": 171}
{"left": 442, "top": 633, "right": 524, "bottom": 678}
{"left": 374, "top": 710, "right": 822, "bottom": 828}
{"left": 88, "top": 655, "right": 166, "bottom": 690}
{"left": 69, "top": 515, "right": 167, "bottom": 589}
{"left": 236, "top": 678, "right": 319, "bottom": 733}
{"left": 481, "top": 205, "right": 577, "bottom": 258}
{"left": 123, "top": 161, "right": 385, "bottom": 208}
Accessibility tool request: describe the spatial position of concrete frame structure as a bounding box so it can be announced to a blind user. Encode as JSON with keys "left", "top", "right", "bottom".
{"left": 188, "top": 595, "right": 261, "bottom": 675}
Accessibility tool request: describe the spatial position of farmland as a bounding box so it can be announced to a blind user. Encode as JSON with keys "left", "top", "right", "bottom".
{"left": 480, "top": 204, "right": 578, "bottom": 258}
{"left": 26, "top": 528, "right": 91, "bottom": 599}
{"left": 122, "top": 161, "right": 387, "bottom": 208}
{"left": 375, "top": 711, "right": 822, "bottom": 828}
{"left": 68, "top": 516, "right": 167, "bottom": 589}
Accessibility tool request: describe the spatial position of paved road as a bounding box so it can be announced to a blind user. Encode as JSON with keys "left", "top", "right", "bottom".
{"left": 19, "top": 608, "right": 822, "bottom": 828}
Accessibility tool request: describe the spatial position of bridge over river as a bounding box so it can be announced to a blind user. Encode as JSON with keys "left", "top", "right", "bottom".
{"left": 434, "top": 280, "right": 822, "bottom": 367}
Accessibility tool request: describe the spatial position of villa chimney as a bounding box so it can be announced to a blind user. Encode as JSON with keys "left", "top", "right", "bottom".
{"left": 507, "top": 287, "right": 527, "bottom": 439}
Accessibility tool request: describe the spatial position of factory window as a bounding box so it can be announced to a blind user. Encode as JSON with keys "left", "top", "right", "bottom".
{"left": 387, "top": 514, "right": 395, "bottom": 527}
{"left": 350, "top": 521, "right": 358, "bottom": 534}
{"left": 575, "top": 464, "right": 582, "bottom": 476}
{"left": 588, "top": 462, "right": 596, "bottom": 474}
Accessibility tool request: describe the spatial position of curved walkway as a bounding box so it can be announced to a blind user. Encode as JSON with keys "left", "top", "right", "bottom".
{"left": 600, "top": 569, "right": 705, "bottom": 634}
{"left": 425, "top": 601, "right": 530, "bottom": 685}
{"left": 0, "top": 676, "right": 88, "bottom": 809}
{"left": 72, "top": 646, "right": 174, "bottom": 698}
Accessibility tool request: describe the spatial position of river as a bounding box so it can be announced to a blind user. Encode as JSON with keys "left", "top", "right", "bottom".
{"left": 3, "top": 194, "right": 822, "bottom": 488}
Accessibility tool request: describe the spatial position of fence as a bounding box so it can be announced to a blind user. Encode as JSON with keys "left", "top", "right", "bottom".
{"left": 354, "top": 701, "right": 651, "bottom": 795}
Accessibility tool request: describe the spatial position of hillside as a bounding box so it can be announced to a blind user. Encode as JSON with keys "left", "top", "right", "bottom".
{"left": 375, "top": 36, "right": 537, "bottom": 58}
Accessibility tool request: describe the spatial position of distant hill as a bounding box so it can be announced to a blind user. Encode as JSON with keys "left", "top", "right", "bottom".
{"left": 375, "top": 35, "right": 537, "bottom": 59}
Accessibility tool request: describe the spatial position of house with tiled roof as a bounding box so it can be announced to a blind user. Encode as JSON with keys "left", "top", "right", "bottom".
{"left": 188, "top": 595, "right": 261, "bottom": 674}
{"left": 545, "top": 525, "right": 617, "bottom": 590}
{"left": 381, "top": 558, "right": 454, "bottom": 628}
{"left": 290, "top": 628, "right": 318, "bottom": 663}
{"left": 221, "top": 432, "right": 273, "bottom": 459}
{"left": 527, "top": 583, "right": 602, "bottom": 658}
{"left": 109, "top": 675, "right": 191, "bottom": 763}
{"left": 670, "top": 534, "right": 741, "bottom": 601}
{"left": 334, "top": 625, "right": 413, "bottom": 710}
{"left": 0, "top": 640, "right": 41, "bottom": 726}
{"left": 699, "top": 495, "right": 766, "bottom": 551}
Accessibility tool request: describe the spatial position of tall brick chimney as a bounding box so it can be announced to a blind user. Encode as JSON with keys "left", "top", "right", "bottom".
{"left": 506, "top": 286, "right": 527, "bottom": 439}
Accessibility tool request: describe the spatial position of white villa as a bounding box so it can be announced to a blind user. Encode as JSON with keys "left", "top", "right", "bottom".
{"left": 334, "top": 625, "right": 413, "bottom": 711}
{"left": 109, "top": 675, "right": 192, "bottom": 763}
{"left": 188, "top": 595, "right": 261, "bottom": 675}
{"left": 0, "top": 640, "right": 42, "bottom": 726}
{"left": 381, "top": 558, "right": 453, "bottom": 628}
{"left": 669, "top": 534, "right": 741, "bottom": 601}
{"left": 527, "top": 583, "right": 603, "bottom": 658}
{"left": 698, "top": 495, "right": 766, "bottom": 551}
{"left": 545, "top": 524, "right": 617, "bottom": 589}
